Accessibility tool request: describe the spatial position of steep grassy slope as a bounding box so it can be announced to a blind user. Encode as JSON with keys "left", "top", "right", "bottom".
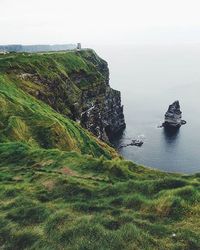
{"left": 0, "top": 50, "right": 108, "bottom": 118}
{"left": 0, "top": 73, "right": 117, "bottom": 158}
{"left": 0, "top": 50, "right": 125, "bottom": 141}
{"left": 0, "top": 52, "right": 199, "bottom": 249}
{"left": 0, "top": 142, "right": 200, "bottom": 249}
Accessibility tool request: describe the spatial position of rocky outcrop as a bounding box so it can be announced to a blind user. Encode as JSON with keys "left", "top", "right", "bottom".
{"left": 13, "top": 49, "right": 126, "bottom": 142}
{"left": 80, "top": 87, "right": 125, "bottom": 141}
{"left": 163, "top": 101, "right": 186, "bottom": 128}
{"left": 73, "top": 51, "right": 125, "bottom": 141}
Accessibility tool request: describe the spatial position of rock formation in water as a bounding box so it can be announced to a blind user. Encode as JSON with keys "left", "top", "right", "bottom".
{"left": 163, "top": 100, "right": 186, "bottom": 128}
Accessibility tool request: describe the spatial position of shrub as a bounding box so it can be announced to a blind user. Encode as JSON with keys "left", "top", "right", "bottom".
{"left": 73, "top": 201, "right": 110, "bottom": 213}
{"left": 1, "top": 187, "right": 21, "bottom": 198}
{"left": 176, "top": 229, "right": 200, "bottom": 250}
{"left": 125, "top": 194, "right": 149, "bottom": 210}
{"left": 118, "top": 223, "right": 156, "bottom": 249}
{"left": 8, "top": 230, "right": 40, "bottom": 250}
{"left": 175, "top": 186, "right": 200, "bottom": 204}
{"left": 0, "top": 218, "right": 13, "bottom": 246}
{"left": 152, "top": 178, "right": 187, "bottom": 193}
{"left": 153, "top": 196, "right": 188, "bottom": 219}
{"left": 45, "top": 211, "right": 72, "bottom": 240}
{"left": 6, "top": 204, "right": 50, "bottom": 225}
{"left": 61, "top": 218, "right": 124, "bottom": 249}
{"left": 110, "top": 196, "right": 124, "bottom": 206}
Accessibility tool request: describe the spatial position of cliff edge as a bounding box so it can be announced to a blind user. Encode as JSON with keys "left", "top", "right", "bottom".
{"left": 0, "top": 49, "right": 125, "bottom": 141}
{"left": 0, "top": 50, "right": 199, "bottom": 250}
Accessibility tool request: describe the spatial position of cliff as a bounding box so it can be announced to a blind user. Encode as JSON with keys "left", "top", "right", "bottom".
{"left": 0, "top": 50, "right": 199, "bottom": 249}
{"left": 0, "top": 73, "right": 117, "bottom": 158}
{"left": 0, "top": 44, "right": 77, "bottom": 52}
{"left": 0, "top": 49, "right": 125, "bottom": 141}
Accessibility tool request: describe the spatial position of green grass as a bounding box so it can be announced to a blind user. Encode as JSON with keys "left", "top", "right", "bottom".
{"left": 0, "top": 73, "right": 117, "bottom": 158}
{"left": 0, "top": 51, "right": 199, "bottom": 249}
{"left": 0, "top": 142, "right": 199, "bottom": 249}
{"left": 0, "top": 49, "right": 108, "bottom": 118}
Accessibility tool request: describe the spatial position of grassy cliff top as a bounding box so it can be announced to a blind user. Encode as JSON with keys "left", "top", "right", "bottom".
{"left": 0, "top": 49, "right": 110, "bottom": 118}
{"left": 0, "top": 49, "right": 107, "bottom": 86}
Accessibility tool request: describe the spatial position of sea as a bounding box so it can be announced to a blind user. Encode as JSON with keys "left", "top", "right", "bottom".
{"left": 95, "top": 44, "right": 200, "bottom": 174}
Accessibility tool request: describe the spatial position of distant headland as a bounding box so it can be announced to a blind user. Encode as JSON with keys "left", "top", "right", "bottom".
{"left": 0, "top": 43, "right": 82, "bottom": 53}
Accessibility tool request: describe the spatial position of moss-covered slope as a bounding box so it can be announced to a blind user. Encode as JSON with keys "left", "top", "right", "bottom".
{"left": 0, "top": 73, "right": 117, "bottom": 158}
{"left": 0, "top": 50, "right": 125, "bottom": 141}
{"left": 0, "top": 50, "right": 105, "bottom": 118}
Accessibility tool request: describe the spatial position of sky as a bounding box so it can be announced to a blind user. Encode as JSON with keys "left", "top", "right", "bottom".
{"left": 1, "top": 0, "right": 200, "bottom": 46}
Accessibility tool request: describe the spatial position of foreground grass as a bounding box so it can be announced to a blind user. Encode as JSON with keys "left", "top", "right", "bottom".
{"left": 0, "top": 142, "right": 200, "bottom": 250}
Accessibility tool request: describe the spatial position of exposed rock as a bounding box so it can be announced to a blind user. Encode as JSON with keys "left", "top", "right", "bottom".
{"left": 80, "top": 87, "right": 125, "bottom": 141}
{"left": 15, "top": 49, "right": 126, "bottom": 142}
{"left": 119, "top": 139, "right": 144, "bottom": 148}
{"left": 67, "top": 51, "right": 126, "bottom": 141}
{"left": 162, "top": 101, "right": 186, "bottom": 128}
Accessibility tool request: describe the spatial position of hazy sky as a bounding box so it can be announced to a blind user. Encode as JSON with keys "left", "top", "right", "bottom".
{"left": 1, "top": 0, "right": 200, "bottom": 46}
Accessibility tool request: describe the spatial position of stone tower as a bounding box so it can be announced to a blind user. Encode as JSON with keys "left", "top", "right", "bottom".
{"left": 77, "top": 43, "right": 81, "bottom": 50}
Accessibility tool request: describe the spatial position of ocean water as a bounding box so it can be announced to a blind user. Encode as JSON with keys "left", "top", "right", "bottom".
{"left": 95, "top": 44, "right": 200, "bottom": 174}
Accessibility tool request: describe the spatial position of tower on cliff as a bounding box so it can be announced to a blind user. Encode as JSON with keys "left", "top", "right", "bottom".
{"left": 77, "top": 43, "right": 81, "bottom": 50}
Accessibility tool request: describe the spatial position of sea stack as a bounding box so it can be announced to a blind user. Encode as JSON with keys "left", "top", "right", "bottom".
{"left": 163, "top": 100, "right": 186, "bottom": 128}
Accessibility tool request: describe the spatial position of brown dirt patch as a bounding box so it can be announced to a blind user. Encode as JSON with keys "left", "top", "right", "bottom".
{"left": 58, "top": 167, "right": 77, "bottom": 176}
{"left": 43, "top": 179, "right": 56, "bottom": 191}
{"left": 32, "top": 160, "right": 54, "bottom": 168}
{"left": 12, "top": 176, "right": 23, "bottom": 181}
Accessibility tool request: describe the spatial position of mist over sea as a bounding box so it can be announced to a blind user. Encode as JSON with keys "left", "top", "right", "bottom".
{"left": 95, "top": 44, "right": 200, "bottom": 173}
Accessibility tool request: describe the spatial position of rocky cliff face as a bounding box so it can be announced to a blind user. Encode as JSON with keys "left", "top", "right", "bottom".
{"left": 70, "top": 50, "right": 125, "bottom": 141}
{"left": 81, "top": 86, "right": 125, "bottom": 141}
{"left": 3, "top": 49, "right": 125, "bottom": 141}
{"left": 69, "top": 51, "right": 126, "bottom": 141}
